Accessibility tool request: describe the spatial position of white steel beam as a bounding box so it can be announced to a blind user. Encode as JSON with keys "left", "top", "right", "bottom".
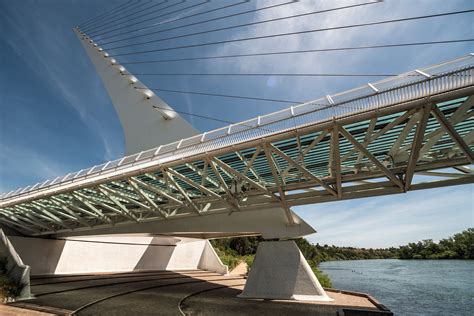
{"left": 207, "top": 160, "right": 241, "bottom": 214}
{"left": 332, "top": 125, "right": 343, "bottom": 198}
{"left": 339, "top": 126, "right": 405, "bottom": 190}
{"left": 47, "top": 198, "right": 91, "bottom": 227}
{"left": 74, "top": 28, "right": 199, "bottom": 155}
{"left": 69, "top": 192, "right": 112, "bottom": 223}
{"left": 268, "top": 143, "right": 337, "bottom": 197}
{"left": 129, "top": 177, "right": 183, "bottom": 205}
{"left": 127, "top": 179, "right": 167, "bottom": 219}
{"left": 263, "top": 144, "right": 295, "bottom": 225}
{"left": 0, "top": 214, "right": 40, "bottom": 233}
{"left": 405, "top": 105, "right": 431, "bottom": 191}
{"left": 167, "top": 168, "right": 221, "bottom": 199}
{"left": 415, "top": 96, "right": 473, "bottom": 155}
{"left": 162, "top": 169, "right": 201, "bottom": 215}
{"left": 97, "top": 186, "right": 139, "bottom": 222}
{"left": 431, "top": 105, "right": 474, "bottom": 163}
{"left": 185, "top": 162, "right": 221, "bottom": 189}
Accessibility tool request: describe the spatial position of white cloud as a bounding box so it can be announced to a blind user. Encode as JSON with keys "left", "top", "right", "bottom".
{"left": 295, "top": 185, "right": 474, "bottom": 248}
{"left": 1, "top": 8, "right": 123, "bottom": 162}
{"left": 0, "top": 142, "right": 68, "bottom": 192}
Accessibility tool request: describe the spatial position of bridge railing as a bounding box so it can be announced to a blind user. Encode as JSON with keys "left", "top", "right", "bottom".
{"left": 1, "top": 54, "right": 472, "bottom": 201}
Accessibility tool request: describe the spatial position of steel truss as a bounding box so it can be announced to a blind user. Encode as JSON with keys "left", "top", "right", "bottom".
{"left": 1, "top": 53, "right": 473, "bottom": 236}
{"left": 0, "top": 95, "right": 472, "bottom": 235}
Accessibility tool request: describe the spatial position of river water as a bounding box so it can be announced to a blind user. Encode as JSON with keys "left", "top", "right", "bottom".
{"left": 319, "top": 259, "right": 473, "bottom": 315}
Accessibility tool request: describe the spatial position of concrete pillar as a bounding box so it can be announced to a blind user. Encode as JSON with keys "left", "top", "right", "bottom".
{"left": 239, "top": 240, "right": 332, "bottom": 301}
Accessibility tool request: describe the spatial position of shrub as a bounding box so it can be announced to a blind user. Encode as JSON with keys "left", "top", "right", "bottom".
{"left": 214, "top": 247, "right": 241, "bottom": 270}
{"left": 307, "top": 259, "right": 332, "bottom": 288}
{"left": 0, "top": 255, "right": 25, "bottom": 303}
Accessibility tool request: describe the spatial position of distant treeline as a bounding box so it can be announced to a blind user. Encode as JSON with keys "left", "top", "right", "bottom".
{"left": 398, "top": 228, "right": 473, "bottom": 259}
{"left": 211, "top": 228, "right": 473, "bottom": 265}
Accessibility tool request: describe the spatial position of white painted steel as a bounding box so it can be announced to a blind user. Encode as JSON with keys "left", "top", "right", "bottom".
{"left": 1, "top": 54, "right": 472, "bottom": 203}
{"left": 51, "top": 206, "right": 315, "bottom": 240}
{"left": 74, "top": 28, "right": 199, "bottom": 155}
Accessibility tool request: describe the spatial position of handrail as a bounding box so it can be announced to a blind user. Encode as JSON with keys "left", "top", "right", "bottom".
{"left": 1, "top": 54, "right": 472, "bottom": 201}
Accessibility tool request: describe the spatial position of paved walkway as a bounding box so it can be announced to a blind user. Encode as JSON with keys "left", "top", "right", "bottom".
{"left": 2, "top": 270, "right": 390, "bottom": 315}
{"left": 229, "top": 262, "right": 248, "bottom": 276}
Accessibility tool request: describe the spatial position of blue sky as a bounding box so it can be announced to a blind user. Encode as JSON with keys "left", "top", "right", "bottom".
{"left": 0, "top": 0, "right": 472, "bottom": 247}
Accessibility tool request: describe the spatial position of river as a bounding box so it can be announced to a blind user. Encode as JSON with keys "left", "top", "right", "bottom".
{"left": 319, "top": 259, "right": 473, "bottom": 315}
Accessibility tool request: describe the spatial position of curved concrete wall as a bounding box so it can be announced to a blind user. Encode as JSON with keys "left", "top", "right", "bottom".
{"left": 8, "top": 235, "right": 227, "bottom": 276}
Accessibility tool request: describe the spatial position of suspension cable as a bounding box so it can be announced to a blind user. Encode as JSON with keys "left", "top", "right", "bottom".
{"left": 126, "top": 72, "right": 396, "bottom": 77}
{"left": 89, "top": 1, "right": 208, "bottom": 38}
{"left": 110, "top": 10, "right": 474, "bottom": 57}
{"left": 83, "top": 0, "right": 169, "bottom": 34}
{"left": 152, "top": 105, "right": 236, "bottom": 125}
{"left": 120, "top": 39, "right": 474, "bottom": 65}
{"left": 78, "top": 0, "right": 134, "bottom": 28}
{"left": 106, "top": 1, "right": 380, "bottom": 50}
{"left": 99, "top": 0, "right": 252, "bottom": 44}
{"left": 81, "top": 0, "right": 148, "bottom": 32}
{"left": 136, "top": 87, "right": 303, "bottom": 104}
{"left": 84, "top": 0, "right": 182, "bottom": 34}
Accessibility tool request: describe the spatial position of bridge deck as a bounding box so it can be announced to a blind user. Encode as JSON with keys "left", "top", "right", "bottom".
{"left": 0, "top": 54, "right": 473, "bottom": 236}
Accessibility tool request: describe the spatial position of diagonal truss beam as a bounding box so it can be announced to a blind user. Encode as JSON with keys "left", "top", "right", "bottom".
{"left": 107, "top": 182, "right": 153, "bottom": 211}
{"left": 431, "top": 105, "right": 474, "bottom": 163}
{"left": 162, "top": 169, "right": 201, "bottom": 215}
{"left": 405, "top": 105, "right": 431, "bottom": 191}
{"left": 69, "top": 192, "right": 113, "bottom": 223}
{"left": 341, "top": 109, "right": 417, "bottom": 163}
{"left": 268, "top": 143, "right": 337, "bottom": 197}
{"left": 339, "top": 126, "right": 405, "bottom": 190}
{"left": 9, "top": 207, "right": 54, "bottom": 231}
{"left": 353, "top": 117, "right": 377, "bottom": 170}
{"left": 212, "top": 155, "right": 297, "bottom": 221}
{"left": 130, "top": 177, "right": 183, "bottom": 205}
{"left": 3, "top": 207, "right": 46, "bottom": 231}
{"left": 282, "top": 129, "right": 329, "bottom": 177}
{"left": 97, "top": 185, "right": 139, "bottom": 222}
{"left": 207, "top": 159, "right": 241, "bottom": 213}
{"left": 0, "top": 212, "right": 40, "bottom": 233}
{"left": 212, "top": 157, "right": 275, "bottom": 199}
{"left": 127, "top": 179, "right": 168, "bottom": 218}
{"left": 32, "top": 200, "right": 79, "bottom": 222}
{"left": 19, "top": 203, "right": 72, "bottom": 230}
{"left": 237, "top": 148, "right": 264, "bottom": 183}
{"left": 263, "top": 144, "right": 295, "bottom": 225}
{"left": 47, "top": 197, "right": 91, "bottom": 227}
{"left": 75, "top": 188, "right": 131, "bottom": 222}
{"left": 185, "top": 162, "right": 221, "bottom": 189}
{"left": 412, "top": 96, "right": 473, "bottom": 155}
{"left": 167, "top": 168, "right": 221, "bottom": 199}
{"left": 388, "top": 111, "right": 421, "bottom": 159}
{"left": 332, "top": 125, "right": 343, "bottom": 198}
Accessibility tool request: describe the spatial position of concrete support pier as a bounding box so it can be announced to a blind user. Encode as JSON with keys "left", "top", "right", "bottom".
{"left": 239, "top": 240, "right": 332, "bottom": 301}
